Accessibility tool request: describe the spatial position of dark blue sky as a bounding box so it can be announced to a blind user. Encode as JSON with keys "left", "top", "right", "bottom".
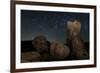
{"left": 21, "top": 10, "right": 89, "bottom": 43}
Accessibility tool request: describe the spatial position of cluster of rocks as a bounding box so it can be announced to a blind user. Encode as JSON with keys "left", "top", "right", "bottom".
{"left": 21, "top": 20, "right": 89, "bottom": 62}
{"left": 32, "top": 36, "right": 70, "bottom": 61}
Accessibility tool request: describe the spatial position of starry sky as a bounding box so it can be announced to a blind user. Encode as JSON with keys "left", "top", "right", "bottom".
{"left": 21, "top": 10, "right": 89, "bottom": 43}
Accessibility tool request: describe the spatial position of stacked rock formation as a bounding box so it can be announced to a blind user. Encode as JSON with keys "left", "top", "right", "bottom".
{"left": 66, "top": 20, "right": 89, "bottom": 59}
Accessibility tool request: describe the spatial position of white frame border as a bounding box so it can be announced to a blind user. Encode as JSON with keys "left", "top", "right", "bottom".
{"left": 15, "top": 4, "right": 94, "bottom": 69}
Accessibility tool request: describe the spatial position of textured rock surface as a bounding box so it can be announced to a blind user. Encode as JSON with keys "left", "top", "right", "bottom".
{"left": 21, "top": 51, "right": 40, "bottom": 63}
{"left": 50, "top": 42, "right": 70, "bottom": 60}
{"left": 32, "top": 35, "right": 50, "bottom": 54}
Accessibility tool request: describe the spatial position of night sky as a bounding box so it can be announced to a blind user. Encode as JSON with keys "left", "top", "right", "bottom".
{"left": 21, "top": 10, "right": 89, "bottom": 43}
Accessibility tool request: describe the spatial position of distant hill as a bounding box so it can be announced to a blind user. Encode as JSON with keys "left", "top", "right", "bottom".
{"left": 21, "top": 40, "right": 35, "bottom": 52}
